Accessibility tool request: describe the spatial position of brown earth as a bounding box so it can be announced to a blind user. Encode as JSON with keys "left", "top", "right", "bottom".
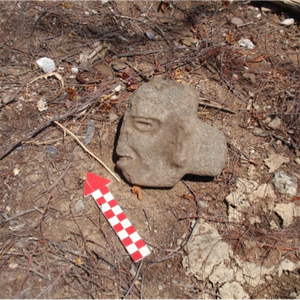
{"left": 1, "top": 1, "right": 300, "bottom": 299}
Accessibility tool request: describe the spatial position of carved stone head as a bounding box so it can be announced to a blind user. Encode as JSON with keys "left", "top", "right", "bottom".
{"left": 116, "top": 78, "right": 227, "bottom": 187}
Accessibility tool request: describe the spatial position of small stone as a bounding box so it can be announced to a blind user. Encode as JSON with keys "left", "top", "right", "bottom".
{"left": 109, "top": 113, "right": 119, "bottom": 123}
{"left": 37, "top": 98, "right": 48, "bottom": 112}
{"left": 74, "top": 199, "right": 85, "bottom": 213}
{"left": 36, "top": 57, "right": 56, "bottom": 73}
{"left": 79, "top": 54, "right": 89, "bottom": 69}
{"left": 278, "top": 258, "right": 299, "bottom": 276}
{"left": 45, "top": 145, "right": 58, "bottom": 158}
{"left": 274, "top": 203, "right": 294, "bottom": 228}
{"left": 13, "top": 168, "right": 20, "bottom": 175}
{"left": 271, "top": 171, "right": 297, "bottom": 197}
{"left": 280, "top": 18, "right": 295, "bottom": 26}
{"left": 254, "top": 183, "right": 276, "bottom": 199}
{"left": 111, "top": 58, "right": 127, "bottom": 71}
{"left": 243, "top": 72, "right": 256, "bottom": 84}
{"left": 268, "top": 117, "right": 282, "bottom": 129}
{"left": 71, "top": 67, "right": 79, "bottom": 74}
{"left": 264, "top": 154, "right": 290, "bottom": 173}
{"left": 269, "top": 220, "right": 279, "bottom": 229}
{"left": 238, "top": 38, "right": 255, "bottom": 50}
{"left": 231, "top": 17, "right": 243, "bottom": 27}
{"left": 219, "top": 282, "right": 249, "bottom": 299}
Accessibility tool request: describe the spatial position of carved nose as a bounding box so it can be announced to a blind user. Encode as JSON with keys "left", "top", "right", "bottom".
{"left": 116, "top": 129, "right": 131, "bottom": 156}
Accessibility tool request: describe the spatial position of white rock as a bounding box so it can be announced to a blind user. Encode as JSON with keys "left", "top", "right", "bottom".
{"left": 234, "top": 256, "right": 275, "bottom": 287}
{"left": 254, "top": 183, "right": 276, "bottom": 199}
{"left": 36, "top": 57, "right": 56, "bottom": 73}
{"left": 271, "top": 171, "right": 297, "bottom": 197}
{"left": 37, "top": 98, "right": 48, "bottom": 112}
{"left": 209, "top": 261, "right": 234, "bottom": 285}
{"left": 278, "top": 258, "right": 299, "bottom": 276}
{"left": 264, "top": 154, "right": 290, "bottom": 173}
{"left": 182, "top": 221, "right": 233, "bottom": 281}
{"left": 280, "top": 18, "right": 295, "bottom": 26}
{"left": 74, "top": 199, "right": 85, "bottom": 213}
{"left": 71, "top": 67, "right": 79, "bottom": 74}
{"left": 219, "top": 281, "right": 249, "bottom": 299}
{"left": 274, "top": 203, "right": 294, "bottom": 228}
{"left": 238, "top": 38, "right": 255, "bottom": 50}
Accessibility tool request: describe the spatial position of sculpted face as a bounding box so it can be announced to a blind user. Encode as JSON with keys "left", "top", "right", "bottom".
{"left": 115, "top": 79, "right": 227, "bottom": 187}
{"left": 116, "top": 93, "right": 183, "bottom": 186}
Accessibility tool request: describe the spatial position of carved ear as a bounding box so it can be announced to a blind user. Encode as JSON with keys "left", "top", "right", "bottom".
{"left": 171, "top": 123, "right": 191, "bottom": 168}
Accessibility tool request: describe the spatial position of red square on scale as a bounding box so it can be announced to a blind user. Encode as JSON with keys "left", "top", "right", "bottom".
{"left": 135, "top": 239, "right": 146, "bottom": 249}
{"left": 117, "top": 212, "right": 126, "bottom": 222}
{"left": 122, "top": 236, "right": 133, "bottom": 247}
{"left": 131, "top": 251, "right": 143, "bottom": 262}
{"left": 126, "top": 225, "right": 136, "bottom": 235}
{"left": 104, "top": 209, "right": 115, "bottom": 219}
{"left": 113, "top": 223, "right": 123, "bottom": 233}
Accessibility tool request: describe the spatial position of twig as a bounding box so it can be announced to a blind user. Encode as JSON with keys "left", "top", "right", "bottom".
{"left": 17, "top": 199, "right": 51, "bottom": 298}
{"left": 123, "top": 261, "right": 143, "bottom": 299}
{"left": 199, "top": 98, "right": 236, "bottom": 114}
{"left": 0, "top": 99, "right": 92, "bottom": 160}
{"left": 26, "top": 72, "right": 64, "bottom": 101}
{"left": 227, "top": 142, "right": 259, "bottom": 166}
{"left": 54, "top": 121, "right": 119, "bottom": 182}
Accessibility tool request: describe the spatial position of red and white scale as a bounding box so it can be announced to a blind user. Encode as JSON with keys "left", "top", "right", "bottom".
{"left": 84, "top": 172, "right": 151, "bottom": 263}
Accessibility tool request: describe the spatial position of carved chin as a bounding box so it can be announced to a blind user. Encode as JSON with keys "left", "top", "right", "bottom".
{"left": 116, "top": 159, "right": 181, "bottom": 187}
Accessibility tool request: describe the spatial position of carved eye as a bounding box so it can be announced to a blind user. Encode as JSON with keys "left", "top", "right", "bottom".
{"left": 133, "top": 117, "right": 160, "bottom": 132}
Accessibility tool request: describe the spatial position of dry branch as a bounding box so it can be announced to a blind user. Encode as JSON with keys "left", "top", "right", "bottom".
{"left": 54, "top": 121, "right": 120, "bottom": 182}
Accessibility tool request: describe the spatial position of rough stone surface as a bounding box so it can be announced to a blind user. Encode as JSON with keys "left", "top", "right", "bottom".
{"left": 278, "top": 258, "right": 300, "bottom": 277}
{"left": 182, "top": 221, "right": 233, "bottom": 281}
{"left": 219, "top": 281, "right": 249, "bottom": 299}
{"left": 274, "top": 203, "right": 294, "bottom": 228}
{"left": 271, "top": 170, "right": 298, "bottom": 197}
{"left": 225, "top": 178, "right": 276, "bottom": 221}
{"left": 116, "top": 78, "right": 227, "bottom": 187}
{"left": 264, "top": 154, "right": 290, "bottom": 173}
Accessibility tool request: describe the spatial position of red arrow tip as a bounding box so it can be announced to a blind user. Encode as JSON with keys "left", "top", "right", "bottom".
{"left": 84, "top": 172, "right": 112, "bottom": 197}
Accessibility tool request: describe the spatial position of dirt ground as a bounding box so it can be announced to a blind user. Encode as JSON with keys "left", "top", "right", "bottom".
{"left": 1, "top": 1, "right": 300, "bottom": 299}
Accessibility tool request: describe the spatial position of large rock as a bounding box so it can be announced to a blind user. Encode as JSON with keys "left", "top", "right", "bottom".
{"left": 116, "top": 78, "right": 227, "bottom": 187}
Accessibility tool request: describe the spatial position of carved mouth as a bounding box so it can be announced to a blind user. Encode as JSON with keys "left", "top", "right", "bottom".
{"left": 116, "top": 155, "right": 132, "bottom": 166}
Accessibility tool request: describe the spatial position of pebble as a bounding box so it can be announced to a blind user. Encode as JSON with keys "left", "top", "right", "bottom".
{"left": 74, "top": 199, "right": 85, "bottom": 213}
{"left": 271, "top": 171, "right": 297, "bottom": 197}
{"left": 36, "top": 57, "right": 56, "bottom": 73}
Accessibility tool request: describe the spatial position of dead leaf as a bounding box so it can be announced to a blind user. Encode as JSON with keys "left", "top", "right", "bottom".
{"left": 225, "top": 31, "right": 234, "bottom": 44}
{"left": 190, "top": 26, "right": 197, "bottom": 34}
{"left": 158, "top": 1, "right": 170, "bottom": 13}
{"left": 181, "top": 193, "right": 195, "bottom": 202}
{"left": 76, "top": 72, "right": 88, "bottom": 84}
{"left": 250, "top": 54, "right": 268, "bottom": 63}
{"left": 132, "top": 186, "right": 143, "bottom": 201}
{"left": 222, "top": 0, "right": 230, "bottom": 6}
{"left": 127, "top": 84, "right": 138, "bottom": 92}
{"left": 66, "top": 87, "right": 76, "bottom": 100}
{"left": 172, "top": 68, "right": 183, "bottom": 80}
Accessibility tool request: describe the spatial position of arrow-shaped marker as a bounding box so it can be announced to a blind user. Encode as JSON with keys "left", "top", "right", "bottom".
{"left": 84, "top": 172, "right": 151, "bottom": 263}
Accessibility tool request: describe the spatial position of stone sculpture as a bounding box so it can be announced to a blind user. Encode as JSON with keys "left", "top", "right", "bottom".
{"left": 116, "top": 78, "right": 227, "bottom": 187}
